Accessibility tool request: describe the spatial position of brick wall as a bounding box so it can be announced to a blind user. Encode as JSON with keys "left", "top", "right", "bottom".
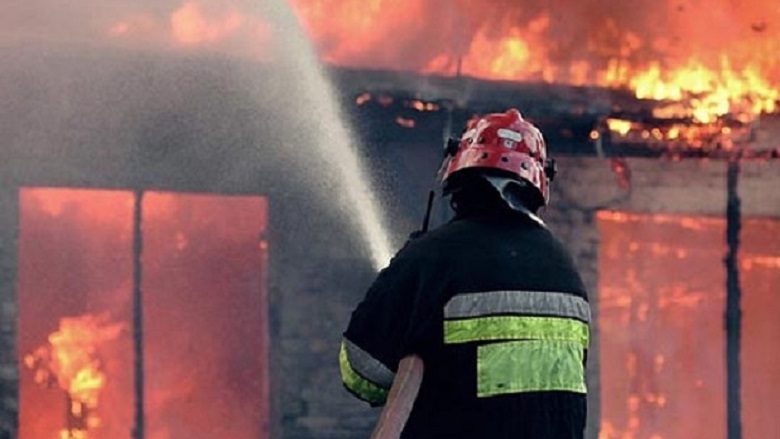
{"left": 274, "top": 258, "right": 377, "bottom": 439}
{"left": 544, "top": 157, "right": 780, "bottom": 438}
{"left": 0, "top": 189, "right": 18, "bottom": 439}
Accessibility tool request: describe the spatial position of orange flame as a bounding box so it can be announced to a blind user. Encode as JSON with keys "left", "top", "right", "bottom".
{"left": 630, "top": 58, "right": 779, "bottom": 123}
{"left": 24, "top": 314, "right": 125, "bottom": 439}
{"left": 291, "top": 0, "right": 780, "bottom": 123}
{"left": 102, "top": 1, "right": 780, "bottom": 125}
{"left": 423, "top": 14, "right": 554, "bottom": 82}
{"left": 170, "top": 2, "right": 244, "bottom": 45}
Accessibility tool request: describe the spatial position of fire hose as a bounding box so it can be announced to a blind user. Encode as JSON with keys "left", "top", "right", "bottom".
{"left": 370, "top": 355, "right": 425, "bottom": 439}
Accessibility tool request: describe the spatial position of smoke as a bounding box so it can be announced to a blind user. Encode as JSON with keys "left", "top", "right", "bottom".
{"left": 0, "top": 0, "right": 272, "bottom": 59}
{"left": 2, "top": 0, "right": 777, "bottom": 265}
{"left": 2, "top": 0, "right": 400, "bottom": 264}
{"left": 3, "top": 0, "right": 777, "bottom": 82}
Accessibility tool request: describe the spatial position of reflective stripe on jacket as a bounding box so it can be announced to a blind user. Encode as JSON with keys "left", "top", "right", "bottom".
{"left": 341, "top": 211, "right": 589, "bottom": 438}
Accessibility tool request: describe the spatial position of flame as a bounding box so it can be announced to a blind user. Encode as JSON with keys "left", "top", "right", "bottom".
{"left": 290, "top": 0, "right": 427, "bottom": 65}
{"left": 170, "top": 2, "right": 244, "bottom": 45}
{"left": 108, "top": 1, "right": 272, "bottom": 59}
{"left": 599, "top": 214, "right": 780, "bottom": 438}
{"left": 597, "top": 213, "right": 727, "bottom": 439}
{"left": 607, "top": 118, "right": 633, "bottom": 136}
{"left": 290, "top": 1, "right": 780, "bottom": 124}
{"left": 602, "top": 115, "right": 754, "bottom": 151}
{"left": 19, "top": 189, "right": 271, "bottom": 439}
{"left": 630, "top": 58, "right": 779, "bottom": 123}
{"left": 407, "top": 99, "right": 439, "bottom": 112}
{"left": 98, "top": 1, "right": 780, "bottom": 125}
{"left": 420, "top": 14, "right": 554, "bottom": 82}
{"left": 24, "top": 314, "right": 125, "bottom": 439}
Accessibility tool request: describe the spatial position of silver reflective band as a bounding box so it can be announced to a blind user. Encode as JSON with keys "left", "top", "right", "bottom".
{"left": 342, "top": 338, "right": 395, "bottom": 388}
{"left": 444, "top": 290, "right": 590, "bottom": 323}
{"left": 497, "top": 128, "right": 524, "bottom": 142}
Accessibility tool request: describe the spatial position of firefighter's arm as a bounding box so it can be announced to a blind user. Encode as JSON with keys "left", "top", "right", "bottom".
{"left": 370, "top": 355, "right": 424, "bottom": 439}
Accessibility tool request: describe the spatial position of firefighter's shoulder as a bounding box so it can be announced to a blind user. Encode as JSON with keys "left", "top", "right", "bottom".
{"left": 392, "top": 221, "right": 464, "bottom": 264}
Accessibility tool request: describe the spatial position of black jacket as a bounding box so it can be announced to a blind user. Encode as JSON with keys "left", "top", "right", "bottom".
{"left": 340, "top": 211, "right": 589, "bottom": 438}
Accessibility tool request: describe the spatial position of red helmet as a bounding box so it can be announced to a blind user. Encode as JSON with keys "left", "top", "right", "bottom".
{"left": 441, "top": 109, "right": 555, "bottom": 205}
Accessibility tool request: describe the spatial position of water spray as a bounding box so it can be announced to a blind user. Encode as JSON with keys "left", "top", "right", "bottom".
{"left": 263, "top": 0, "right": 393, "bottom": 269}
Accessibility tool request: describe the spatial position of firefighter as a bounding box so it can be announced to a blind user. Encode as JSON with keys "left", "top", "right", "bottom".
{"left": 339, "top": 109, "right": 590, "bottom": 439}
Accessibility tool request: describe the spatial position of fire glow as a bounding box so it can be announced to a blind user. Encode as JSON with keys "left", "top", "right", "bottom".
{"left": 599, "top": 117, "right": 754, "bottom": 153}
{"left": 288, "top": 0, "right": 780, "bottom": 124}
{"left": 19, "top": 188, "right": 270, "bottom": 439}
{"left": 630, "top": 59, "right": 778, "bottom": 123}
{"left": 100, "top": 1, "right": 780, "bottom": 130}
{"left": 106, "top": 0, "right": 780, "bottom": 112}
{"left": 24, "top": 314, "right": 125, "bottom": 439}
{"left": 597, "top": 212, "right": 780, "bottom": 439}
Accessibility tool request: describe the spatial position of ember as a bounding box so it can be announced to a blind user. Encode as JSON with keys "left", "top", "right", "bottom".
{"left": 406, "top": 99, "right": 439, "bottom": 112}
{"left": 395, "top": 116, "right": 416, "bottom": 128}
{"left": 599, "top": 116, "right": 754, "bottom": 154}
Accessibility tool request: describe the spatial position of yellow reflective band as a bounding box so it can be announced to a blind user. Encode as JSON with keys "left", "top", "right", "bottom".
{"left": 477, "top": 340, "right": 587, "bottom": 397}
{"left": 444, "top": 315, "right": 589, "bottom": 346}
{"left": 339, "top": 341, "right": 389, "bottom": 405}
{"left": 342, "top": 338, "right": 395, "bottom": 387}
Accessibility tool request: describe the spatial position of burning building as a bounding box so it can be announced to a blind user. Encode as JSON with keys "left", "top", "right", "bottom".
{"left": 0, "top": 1, "right": 779, "bottom": 438}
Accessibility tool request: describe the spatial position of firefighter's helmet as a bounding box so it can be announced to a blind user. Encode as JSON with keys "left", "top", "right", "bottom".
{"left": 441, "top": 109, "right": 555, "bottom": 206}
